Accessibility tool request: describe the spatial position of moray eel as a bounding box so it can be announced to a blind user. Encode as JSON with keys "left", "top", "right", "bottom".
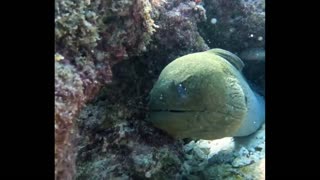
{"left": 148, "top": 49, "right": 265, "bottom": 140}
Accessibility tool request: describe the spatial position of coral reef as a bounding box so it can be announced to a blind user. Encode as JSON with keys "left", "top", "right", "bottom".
{"left": 55, "top": 63, "right": 84, "bottom": 180}
{"left": 55, "top": 0, "right": 210, "bottom": 177}
{"left": 76, "top": 121, "right": 184, "bottom": 179}
{"left": 150, "top": 0, "right": 209, "bottom": 60}
{"left": 182, "top": 124, "right": 265, "bottom": 179}
{"left": 55, "top": 0, "right": 161, "bottom": 179}
{"left": 75, "top": 76, "right": 185, "bottom": 179}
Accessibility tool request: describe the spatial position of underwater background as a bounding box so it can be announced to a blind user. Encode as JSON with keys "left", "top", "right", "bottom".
{"left": 55, "top": 0, "right": 265, "bottom": 179}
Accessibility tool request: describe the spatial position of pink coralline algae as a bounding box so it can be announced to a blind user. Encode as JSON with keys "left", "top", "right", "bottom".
{"left": 55, "top": 0, "right": 159, "bottom": 179}
{"left": 152, "top": 0, "right": 209, "bottom": 55}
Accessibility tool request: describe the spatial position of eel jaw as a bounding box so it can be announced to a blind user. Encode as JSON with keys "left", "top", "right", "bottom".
{"left": 233, "top": 92, "right": 265, "bottom": 137}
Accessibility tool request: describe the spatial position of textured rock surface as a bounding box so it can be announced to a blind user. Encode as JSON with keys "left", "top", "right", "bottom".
{"left": 74, "top": 78, "right": 185, "bottom": 179}
{"left": 182, "top": 124, "right": 265, "bottom": 179}
{"left": 55, "top": 0, "right": 160, "bottom": 178}
{"left": 199, "top": 0, "right": 265, "bottom": 53}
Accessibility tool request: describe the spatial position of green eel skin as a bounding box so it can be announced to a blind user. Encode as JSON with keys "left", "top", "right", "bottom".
{"left": 148, "top": 49, "right": 265, "bottom": 140}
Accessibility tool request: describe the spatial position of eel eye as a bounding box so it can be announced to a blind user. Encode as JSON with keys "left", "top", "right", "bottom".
{"left": 177, "top": 83, "right": 187, "bottom": 98}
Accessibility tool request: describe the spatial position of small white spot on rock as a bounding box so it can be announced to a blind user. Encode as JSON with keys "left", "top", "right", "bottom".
{"left": 210, "top": 18, "right": 218, "bottom": 24}
{"left": 145, "top": 171, "right": 151, "bottom": 178}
